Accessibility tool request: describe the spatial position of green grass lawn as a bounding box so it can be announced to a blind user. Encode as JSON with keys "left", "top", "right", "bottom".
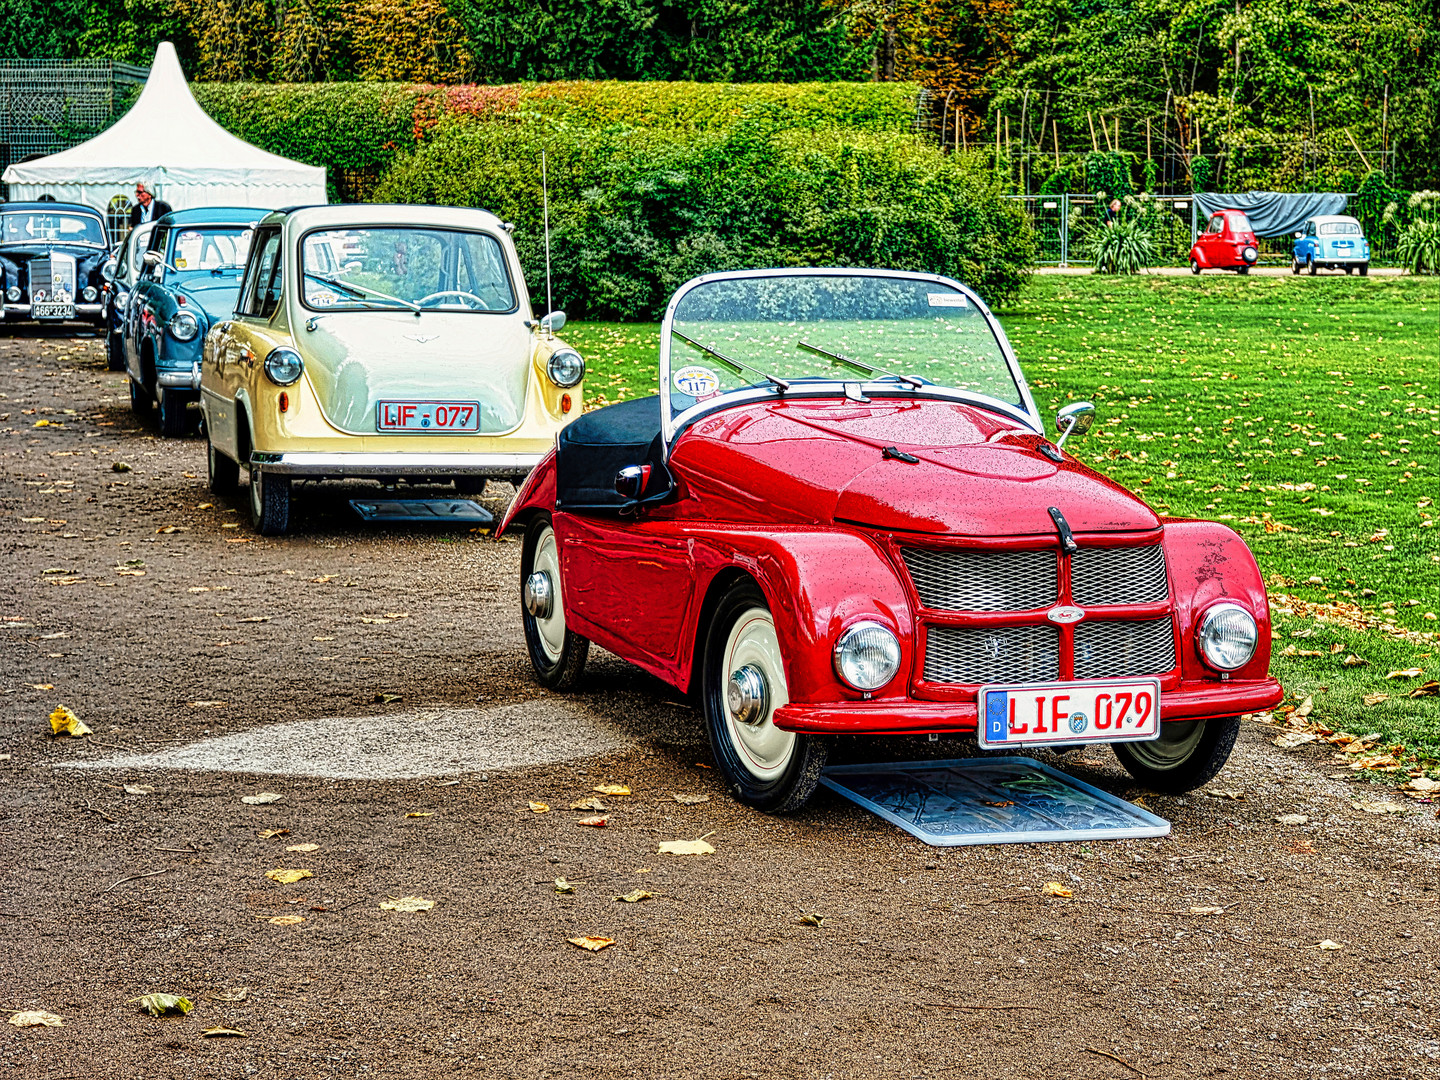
{"left": 565, "top": 274, "right": 1439, "bottom": 763}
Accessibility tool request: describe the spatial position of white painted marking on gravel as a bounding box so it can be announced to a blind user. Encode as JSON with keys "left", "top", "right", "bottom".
{"left": 58, "top": 702, "right": 628, "bottom": 780}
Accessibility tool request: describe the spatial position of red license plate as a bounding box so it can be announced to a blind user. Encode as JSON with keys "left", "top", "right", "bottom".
{"left": 977, "top": 678, "right": 1162, "bottom": 749}
{"left": 377, "top": 400, "right": 480, "bottom": 433}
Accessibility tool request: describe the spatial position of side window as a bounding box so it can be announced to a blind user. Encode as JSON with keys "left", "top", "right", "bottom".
{"left": 238, "top": 230, "right": 283, "bottom": 319}
{"left": 1207, "top": 216, "right": 1223, "bottom": 234}
{"left": 144, "top": 225, "right": 169, "bottom": 278}
{"left": 1307, "top": 222, "right": 1316, "bottom": 237}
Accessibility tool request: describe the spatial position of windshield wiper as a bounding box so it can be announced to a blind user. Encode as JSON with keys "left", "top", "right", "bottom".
{"left": 671, "top": 330, "right": 790, "bottom": 393}
{"left": 305, "top": 272, "right": 419, "bottom": 313}
{"left": 796, "top": 340, "right": 923, "bottom": 389}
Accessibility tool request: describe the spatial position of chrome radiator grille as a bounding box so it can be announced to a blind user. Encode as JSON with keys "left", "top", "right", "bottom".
{"left": 901, "top": 547, "right": 1057, "bottom": 612}
{"left": 1073, "top": 617, "right": 1176, "bottom": 680}
{"left": 29, "top": 258, "right": 52, "bottom": 297}
{"left": 923, "top": 624, "right": 1060, "bottom": 685}
{"left": 1071, "top": 545, "right": 1169, "bottom": 606}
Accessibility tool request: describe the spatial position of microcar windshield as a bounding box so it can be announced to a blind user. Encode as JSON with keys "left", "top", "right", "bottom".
{"left": 170, "top": 227, "right": 254, "bottom": 273}
{"left": 299, "top": 227, "right": 516, "bottom": 314}
{"left": 660, "top": 270, "right": 1035, "bottom": 441}
{"left": 1318, "top": 221, "right": 1362, "bottom": 235}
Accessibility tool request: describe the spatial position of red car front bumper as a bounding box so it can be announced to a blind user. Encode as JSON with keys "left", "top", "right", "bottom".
{"left": 773, "top": 677, "right": 1284, "bottom": 735}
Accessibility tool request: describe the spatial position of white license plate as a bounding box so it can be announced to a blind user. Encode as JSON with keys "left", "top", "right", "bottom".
{"left": 33, "top": 302, "right": 74, "bottom": 319}
{"left": 977, "top": 678, "right": 1161, "bottom": 749}
{"left": 376, "top": 400, "right": 480, "bottom": 433}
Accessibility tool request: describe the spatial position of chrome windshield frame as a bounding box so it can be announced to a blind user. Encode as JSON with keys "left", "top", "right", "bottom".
{"left": 657, "top": 267, "right": 1043, "bottom": 453}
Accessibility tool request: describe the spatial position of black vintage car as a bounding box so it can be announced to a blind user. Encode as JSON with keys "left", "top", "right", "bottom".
{"left": 0, "top": 201, "right": 110, "bottom": 327}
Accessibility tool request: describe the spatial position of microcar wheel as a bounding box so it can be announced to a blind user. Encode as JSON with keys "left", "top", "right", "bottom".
{"left": 157, "top": 388, "right": 190, "bottom": 438}
{"left": 701, "top": 580, "right": 828, "bottom": 813}
{"left": 519, "top": 512, "right": 589, "bottom": 689}
{"left": 207, "top": 433, "right": 239, "bottom": 495}
{"left": 128, "top": 377, "right": 150, "bottom": 416}
{"left": 1189, "top": 259, "right": 1201, "bottom": 275}
{"left": 1359, "top": 263, "right": 1369, "bottom": 277}
{"left": 248, "top": 462, "right": 291, "bottom": 536}
{"left": 454, "top": 476, "right": 488, "bottom": 496}
{"left": 1237, "top": 265, "right": 1249, "bottom": 275}
{"left": 107, "top": 332, "right": 124, "bottom": 371}
{"left": 1291, "top": 258, "right": 1301, "bottom": 275}
{"left": 1308, "top": 256, "right": 1317, "bottom": 276}
{"left": 1112, "top": 715, "right": 1241, "bottom": 793}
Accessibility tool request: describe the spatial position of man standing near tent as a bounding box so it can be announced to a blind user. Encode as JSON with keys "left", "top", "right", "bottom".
{"left": 128, "top": 182, "right": 171, "bottom": 227}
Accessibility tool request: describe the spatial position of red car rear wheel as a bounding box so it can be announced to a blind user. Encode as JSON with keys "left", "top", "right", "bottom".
{"left": 520, "top": 512, "right": 589, "bottom": 690}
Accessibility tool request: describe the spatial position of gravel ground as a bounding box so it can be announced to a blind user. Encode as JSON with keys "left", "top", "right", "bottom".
{"left": 2, "top": 329, "right": 1437, "bottom": 1079}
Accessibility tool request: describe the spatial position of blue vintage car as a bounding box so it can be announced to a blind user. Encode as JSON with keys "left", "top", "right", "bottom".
{"left": 1292, "top": 215, "right": 1370, "bottom": 276}
{"left": 101, "top": 222, "right": 158, "bottom": 370}
{"left": 0, "top": 202, "right": 110, "bottom": 327}
{"left": 123, "top": 207, "right": 267, "bottom": 435}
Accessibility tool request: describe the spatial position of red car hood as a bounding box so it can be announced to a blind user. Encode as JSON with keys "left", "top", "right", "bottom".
{"left": 677, "top": 399, "right": 1159, "bottom": 537}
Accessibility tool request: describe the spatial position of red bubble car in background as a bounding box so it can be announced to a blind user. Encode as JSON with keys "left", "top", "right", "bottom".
{"left": 501, "top": 268, "right": 1284, "bottom": 812}
{"left": 1189, "top": 210, "right": 1260, "bottom": 274}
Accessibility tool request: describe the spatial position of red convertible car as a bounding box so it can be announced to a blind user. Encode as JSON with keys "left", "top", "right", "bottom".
{"left": 1189, "top": 210, "right": 1260, "bottom": 274}
{"left": 500, "top": 269, "right": 1282, "bottom": 812}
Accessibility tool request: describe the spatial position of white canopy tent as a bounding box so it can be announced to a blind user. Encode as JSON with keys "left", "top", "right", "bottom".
{"left": 2, "top": 41, "right": 326, "bottom": 226}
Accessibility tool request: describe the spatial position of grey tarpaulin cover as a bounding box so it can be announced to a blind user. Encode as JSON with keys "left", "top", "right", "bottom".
{"left": 1195, "top": 192, "right": 1349, "bottom": 237}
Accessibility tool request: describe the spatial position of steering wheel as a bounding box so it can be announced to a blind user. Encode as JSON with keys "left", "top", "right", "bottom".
{"left": 417, "top": 290, "right": 490, "bottom": 311}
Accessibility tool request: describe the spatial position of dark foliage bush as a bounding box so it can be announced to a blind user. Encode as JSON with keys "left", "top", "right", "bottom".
{"left": 373, "top": 118, "right": 1036, "bottom": 320}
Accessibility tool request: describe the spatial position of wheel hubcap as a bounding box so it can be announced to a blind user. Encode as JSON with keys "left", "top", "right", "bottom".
{"left": 524, "top": 571, "right": 553, "bottom": 619}
{"left": 726, "top": 664, "right": 770, "bottom": 727}
{"left": 720, "top": 607, "right": 793, "bottom": 779}
{"left": 529, "top": 527, "right": 566, "bottom": 662}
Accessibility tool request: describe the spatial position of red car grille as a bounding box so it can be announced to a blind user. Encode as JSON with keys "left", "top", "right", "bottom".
{"left": 901, "top": 543, "right": 1176, "bottom": 686}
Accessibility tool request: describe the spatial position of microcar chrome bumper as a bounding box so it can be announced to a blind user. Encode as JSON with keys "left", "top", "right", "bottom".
{"left": 157, "top": 363, "right": 201, "bottom": 390}
{"left": 249, "top": 451, "right": 544, "bottom": 479}
{"left": 772, "top": 677, "right": 1285, "bottom": 735}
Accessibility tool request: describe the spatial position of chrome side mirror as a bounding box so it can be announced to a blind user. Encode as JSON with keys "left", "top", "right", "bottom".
{"left": 1055, "top": 401, "right": 1096, "bottom": 449}
{"left": 100, "top": 259, "right": 118, "bottom": 283}
{"left": 615, "top": 464, "right": 651, "bottom": 499}
{"left": 143, "top": 250, "right": 161, "bottom": 267}
{"left": 540, "top": 310, "right": 566, "bottom": 334}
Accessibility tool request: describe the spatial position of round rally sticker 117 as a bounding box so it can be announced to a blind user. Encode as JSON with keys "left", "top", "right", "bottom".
{"left": 673, "top": 365, "right": 720, "bottom": 397}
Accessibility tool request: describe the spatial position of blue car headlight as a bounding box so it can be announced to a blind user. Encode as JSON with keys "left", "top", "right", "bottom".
{"left": 168, "top": 311, "right": 199, "bottom": 341}
{"left": 264, "top": 346, "right": 304, "bottom": 386}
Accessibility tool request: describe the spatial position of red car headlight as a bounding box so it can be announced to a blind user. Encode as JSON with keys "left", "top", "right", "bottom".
{"left": 833, "top": 621, "right": 902, "bottom": 691}
{"left": 1196, "top": 603, "right": 1258, "bottom": 672}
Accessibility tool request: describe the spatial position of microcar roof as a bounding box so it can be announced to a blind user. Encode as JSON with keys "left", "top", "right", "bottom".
{"left": 257, "top": 204, "right": 508, "bottom": 233}
{"left": 1, "top": 201, "right": 103, "bottom": 219}
{"left": 155, "top": 207, "right": 269, "bottom": 226}
{"left": 1305, "top": 215, "right": 1362, "bottom": 228}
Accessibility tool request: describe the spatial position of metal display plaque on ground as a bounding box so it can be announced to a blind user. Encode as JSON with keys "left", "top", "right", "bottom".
{"left": 349, "top": 499, "right": 494, "bottom": 525}
{"left": 820, "top": 756, "right": 1170, "bottom": 847}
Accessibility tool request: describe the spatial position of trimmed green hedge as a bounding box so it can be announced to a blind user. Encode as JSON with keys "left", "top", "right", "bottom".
{"left": 374, "top": 118, "right": 1035, "bottom": 320}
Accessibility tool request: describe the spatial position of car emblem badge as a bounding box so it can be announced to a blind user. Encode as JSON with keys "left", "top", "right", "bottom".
{"left": 982, "top": 635, "right": 1006, "bottom": 659}
{"left": 1047, "top": 605, "right": 1085, "bottom": 625}
{"left": 404, "top": 333, "right": 439, "bottom": 344}
{"left": 1068, "top": 711, "right": 1089, "bottom": 734}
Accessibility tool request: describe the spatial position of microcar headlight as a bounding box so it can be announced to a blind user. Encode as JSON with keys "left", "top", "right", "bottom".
{"left": 5, "top": 286, "right": 19, "bottom": 302}
{"left": 1196, "top": 603, "right": 1258, "bottom": 672}
{"left": 264, "top": 346, "right": 304, "bottom": 386}
{"left": 168, "top": 311, "right": 199, "bottom": 341}
{"left": 83, "top": 286, "right": 98, "bottom": 301}
{"left": 546, "top": 349, "right": 585, "bottom": 388}
{"left": 833, "top": 620, "right": 902, "bottom": 692}
{"left": 114, "top": 291, "right": 129, "bottom": 313}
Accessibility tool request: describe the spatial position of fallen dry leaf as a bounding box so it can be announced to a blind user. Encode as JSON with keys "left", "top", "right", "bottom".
{"left": 285, "top": 843, "right": 319, "bottom": 853}
{"left": 1042, "top": 882, "right": 1073, "bottom": 898}
{"left": 1399, "top": 777, "right": 1440, "bottom": 796}
{"left": 265, "top": 868, "right": 313, "bottom": 885}
{"left": 1275, "top": 813, "right": 1310, "bottom": 826}
{"left": 593, "top": 783, "right": 631, "bottom": 796}
{"left": 405, "top": 811, "right": 434, "bottom": 818}
{"left": 658, "top": 839, "right": 715, "bottom": 856}
{"left": 373, "top": 693, "right": 402, "bottom": 704}
{"left": 796, "top": 913, "right": 826, "bottom": 927}
{"left": 1410, "top": 680, "right": 1439, "bottom": 698}
{"left": 267, "top": 915, "right": 305, "bottom": 926}
{"left": 1341, "top": 654, "right": 1368, "bottom": 667}
{"left": 379, "top": 896, "right": 435, "bottom": 913}
{"left": 528, "top": 802, "right": 551, "bottom": 813}
{"left": 124, "top": 784, "right": 154, "bottom": 795}
{"left": 1206, "top": 788, "right": 1245, "bottom": 800}
{"left": 1362, "top": 693, "right": 1390, "bottom": 706}
{"left": 48, "top": 704, "right": 91, "bottom": 737}
{"left": 8, "top": 1011, "right": 64, "bottom": 1027}
{"left": 1312, "top": 940, "right": 1343, "bottom": 951}
{"left": 1273, "top": 731, "right": 1317, "bottom": 749}
{"left": 242, "top": 793, "right": 284, "bottom": 805}
{"left": 200, "top": 1027, "right": 246, "bottom": 1038}
{"left": 671, "top": 793, "right": 710, "bottom": 805}
{"left": 567, "top": 936, "right": 615, "bottom": 952}
{"left": 212, "top": 988, "right": 249, "bottom": 1002}
{"left": 155, "top": 525, "right": 187, "bottom": 535}
{"left": 570, "top": 797, "right": 607, "bottom": 811}
{"left": 1188, "top": 906, "right": 1225, "bottom": 916}
{"left": 576, "top": 815, "right": 610, "bottom": 828}
{"left": 188, "top": 700, "right": 226, "bottom": 708}
{"left": 554, "top": 878, "right": 576, "bottom": 894}
{"left": 1353, "top": 801, "right": 1408, "bottom": 815}
{"left": 1386, "top": 668, "right": 1423, "bottom": 679}
{"left": 236, "top": 616, "right": 270, "bottom": 624}
{"left": 28, "top": 683, "right": 54, "bottom": 690}
{"left": 130, "top": 993, "right": 193, "bottom": 1016}
{"left": 256, "top": 828, "right": 290, "bottom": 839}
{"left": 1292, "top": 696, "right": 1314, "bottom": 718}
{"left": 616, "top": 889, "right": 653, "bottom": 903}
{"left": 981, "top": 799, "right": 1017, "bottom": 808}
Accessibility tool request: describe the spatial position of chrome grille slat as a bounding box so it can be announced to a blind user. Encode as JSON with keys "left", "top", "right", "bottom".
{"left": 901, "top": 548, "right": 1057, "bottom": 612}
{"left": 1071, "top": 545, "right": 1169, "bottom": 606}
{"left": 923, "top": 624, "right": 1060, "bottom": 684}
{"left": 30, "top": 258, "right": 52, "bottom": 296}
{"left": 1073, "top": 617, "right": 1176, "bottom": 679}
